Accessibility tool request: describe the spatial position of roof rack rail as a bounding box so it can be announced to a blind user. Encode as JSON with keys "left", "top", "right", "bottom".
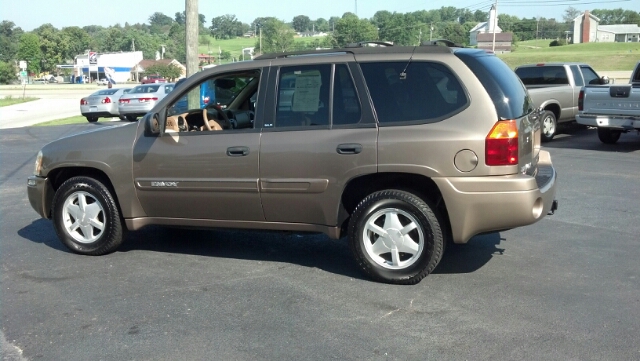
{"left": 344, "top": 41, "right": 394, "bottom": 48}
{"left": 254, "top": 49, "right": 351, "bottom": 60}
{"left": 420, "top": 39, "right": 463, "bottom": 48}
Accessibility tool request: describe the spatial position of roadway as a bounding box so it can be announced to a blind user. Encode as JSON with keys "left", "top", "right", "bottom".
{"left": 0, "top": 84, "right": 131, "bottom": 129}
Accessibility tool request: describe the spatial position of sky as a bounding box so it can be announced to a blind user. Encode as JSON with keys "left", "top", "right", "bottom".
{"left": 2, "top": 0, "right": 639, "bottom": 30}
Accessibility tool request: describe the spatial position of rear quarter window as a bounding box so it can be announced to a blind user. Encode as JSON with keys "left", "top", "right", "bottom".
{"left": 456, "top": 50, "right": 534, "bottom": 120}
{"left": 515, "top": 65, "right": 568, "bottom": 85}
{"left": 360, "top": 61, "right": 468, "bottom": 124}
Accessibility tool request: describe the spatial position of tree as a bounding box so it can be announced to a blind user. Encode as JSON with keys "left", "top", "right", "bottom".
{"left": 292, "top": 15, "right": 311, "bottom": 32}
{"left": 330, "top": 15, "right": 378, "bottom": 47}
{"left": 592, "top": 8, "right": 640, "bottom": 25}
{"left": 61, "top": 26, "right": 90, "bottom": 61}
{"left": 17, "top": 33, "right": 42, "bottom": 75}
{"left": 144, "top": 63, "right": 182, "bottom": 80}
{"left": 0, "top": 61, "right": 17, "bottom": 84}
{"left": 148, "top": 12, "right": 174, "bottom": 35}
{"left": 438, "top": 22, "right": 468, "bottom": 46}
{"left": 315, "top": 18, "right": 329, "bottom": 32}
{"left": 33, "top": 24, "right": 66, "bottom": 72}
{"left": 210, "top": 14, "right": 244, "bottom": 39}
{"left": 377, "top": 12, "right": 421, "bottom": 46}
{"left": 328, "top": 16, "right": 341, "bottom": 31}
{"left": 563, "top": 7, "right": 582, "bottom": 23}
{"left": 0, "top": 21, "right": 24, "bottom": 63}
{"left": 258, "top": 19, "right": 296, "bottom": 53}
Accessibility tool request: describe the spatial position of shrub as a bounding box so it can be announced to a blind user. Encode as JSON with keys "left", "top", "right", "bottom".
{"left": 549, "top": 39, "right": 567, "bottom": 47}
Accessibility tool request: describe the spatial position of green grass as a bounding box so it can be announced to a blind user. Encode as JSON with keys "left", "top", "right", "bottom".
{"left": 499, "top": 41, "right": 640, "bottom": 71}
{"left": 34, "top": 115, "right": 90, "bottom": 126}
{"left": 198, "top": 35, "right": 328, "bottom": 63}
{"left": 0, "top": 96, "right": 38, "bottom": 107}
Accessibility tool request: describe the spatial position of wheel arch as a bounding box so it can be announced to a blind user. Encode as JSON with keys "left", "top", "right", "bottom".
{"left": 46, "top": 167, "right": 121, "bottom": 218}
{"left": 541, "top": 101, "right": 561, "bottom": 119}
{"left": 339, "top": 172, "right": 451, "bottom": 240}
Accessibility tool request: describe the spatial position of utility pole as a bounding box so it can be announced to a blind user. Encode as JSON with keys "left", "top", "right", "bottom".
{"left": 492, "top": 0, "right": 498, "bottom": 53}
{"left": 185, "top": 0, "right": 198, "bottom": 77}
{"left": 185, "top": 0, "right": 199, "bottom": 108}
{"left": 355, "top": 0, "right": 358, "bottom": 16}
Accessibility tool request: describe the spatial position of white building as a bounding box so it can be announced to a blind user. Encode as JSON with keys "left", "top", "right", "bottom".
{"left": 596, "top": 24, "right": 640, "bottom": 43}
{"left": 71, "top": 51, "right": 143, "bottom": 83}
{"left": 572, "top": 11, "right": 640, "bottom": 43}
{"left": 469, "top": 5, "right": 502, "bottom": 46}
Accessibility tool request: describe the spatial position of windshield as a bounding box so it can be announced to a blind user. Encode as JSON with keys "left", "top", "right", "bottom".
{"left": 131, "top": 85, "right": 160, "bottom": 93}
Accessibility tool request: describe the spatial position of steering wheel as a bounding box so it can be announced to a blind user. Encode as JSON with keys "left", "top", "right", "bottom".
{"left": 206, "top": 104, "right": 233, "bottom": 129}
{"left": 202, "top": 109, "right": 223, "bottom": 131}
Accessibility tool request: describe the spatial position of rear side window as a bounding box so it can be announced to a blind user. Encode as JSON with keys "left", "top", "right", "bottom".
{"left": 457, "top": 51, "right": 534, "bottom": 120}
{"left": 580, "top": 66, "right": 601, "bottom": 85}
{"left": 515, "top": 65, "right": 568, "bottom": 85}
{"left": 360, "top": 61, "right": 468, "bottom": 124}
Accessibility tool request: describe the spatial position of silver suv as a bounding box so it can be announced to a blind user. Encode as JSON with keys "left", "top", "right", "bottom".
{"left": 27, "top": 42, "right": 558, "bottom": 284}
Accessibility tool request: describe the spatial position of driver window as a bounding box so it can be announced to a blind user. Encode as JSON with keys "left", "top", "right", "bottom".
{"left": 165, "top": 70, "right": 260, "bottom": 133}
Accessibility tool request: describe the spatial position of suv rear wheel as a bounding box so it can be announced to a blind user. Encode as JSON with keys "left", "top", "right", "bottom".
{"left": 348, "top": 190, "right": 444, "bottom": 284}
{"left": 52, "top": 176, "right": 125, "bottom": 255}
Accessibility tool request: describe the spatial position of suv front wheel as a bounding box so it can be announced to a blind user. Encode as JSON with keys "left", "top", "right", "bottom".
{"left": 52, "top": 176, "right": 125, "bottom": 255}
{"left": 348, "top": 190, "right": 444, "bottom": 284}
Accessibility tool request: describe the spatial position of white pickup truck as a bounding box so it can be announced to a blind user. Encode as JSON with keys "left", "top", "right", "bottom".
{"left": 576, "top": 61, "right": 640, "bottom": 144}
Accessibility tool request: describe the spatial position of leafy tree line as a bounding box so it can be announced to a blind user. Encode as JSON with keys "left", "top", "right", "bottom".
{"left": 0, "top": 7, "right": 638, "bottom": 83}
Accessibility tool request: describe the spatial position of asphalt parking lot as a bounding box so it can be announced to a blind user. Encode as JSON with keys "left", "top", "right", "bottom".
{"left": 1, "top": 123, "right": 639, "bottom": 360}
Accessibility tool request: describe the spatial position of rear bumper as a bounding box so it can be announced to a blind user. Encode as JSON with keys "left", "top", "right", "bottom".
{"left": 118, "top": 103, "right": 155, "bottom": 115}
{"left": 433, "top": 150, "right": 558, "bottom": 244}
{"left": 576, "top": 114, "right": 640, "bottom": 130}
{"left": 27, "top": 176, "right": 53, "bottom": 219}
{"left": 81, "top": 104, "right": 119, "bottom": 117}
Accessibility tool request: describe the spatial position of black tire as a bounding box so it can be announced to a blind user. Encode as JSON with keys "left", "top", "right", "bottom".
{"left": 118, "top": 115, "right": 126, "bottom": 121}
{"left": 540, "top": 110, "right": 557, "bottom": 142}
{"left": 597, "top": 128, "right": 621, "bottom": 144}
{"left": 51, "top": 176, "right": 125, "bottom": 255}
{"left": 86, "top": 116, "right": 98, "bottom": 123}
{"left": 126, "top": 115, "right": 137, "bottom": 122}
{"left": 348, "top": 190, "right": 444, "bottom": 285}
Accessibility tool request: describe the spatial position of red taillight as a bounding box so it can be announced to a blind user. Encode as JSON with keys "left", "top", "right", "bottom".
{"left": 138, "top": 97, "right": 158, "bottom": 102}
{"left": 119, "top": 98, "right": 129, "bottom": 104}
{"left": 578, "top": 90, "right": 584, "bottom": 111}
{"left": 101, "top": 97, "right": 111, "bottom": 104}
{"left": 80, "top": 99, "right": 88, "bottom": 105}
{"left": 485, "top": 119, "right": 519, "bottom": 166}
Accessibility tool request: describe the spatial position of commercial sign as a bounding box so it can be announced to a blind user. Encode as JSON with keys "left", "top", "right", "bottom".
{"left": 89, "top": 51, "right": 97, "bottom": 65}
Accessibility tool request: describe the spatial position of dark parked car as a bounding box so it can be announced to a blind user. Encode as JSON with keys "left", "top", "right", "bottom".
{"left": 27, "top": 42, "right": 557, "bottom": 284}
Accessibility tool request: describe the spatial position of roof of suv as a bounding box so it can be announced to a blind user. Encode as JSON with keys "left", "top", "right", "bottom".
{"left": 254, "top": 40, "right": 464, "bottom": 60}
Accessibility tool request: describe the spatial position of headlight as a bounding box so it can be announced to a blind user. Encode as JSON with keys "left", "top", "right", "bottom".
{"left": 34, "top": 151, "right": 43, "bottom": 176}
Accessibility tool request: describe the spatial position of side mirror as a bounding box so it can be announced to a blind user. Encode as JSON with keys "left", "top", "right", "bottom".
{"left": 600, "top": 76, "right": 610, "bottom": 85}
{"left": 146, "top": 113, "right": 162, "bottom": 136}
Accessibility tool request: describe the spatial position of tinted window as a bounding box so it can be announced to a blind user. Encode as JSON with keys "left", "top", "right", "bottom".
{"left": 580, "top": 66, "right": 600, "bottom": 85}
{"left": 633, "top": 65, "right": 640, "bottom": 83}
{"left": 164, "top": 84, "right": 174, "bottom": 93}
{"left": 570, "top": 65, "right": 584, "bottom": 87}
{"left": 360, "top": 61, "right": 467, "bottom": 124}
{"left": 332, "top": 64, "right": 361, "bottom": 126}
{"left": 515, "top": 65, "right": 568, "bottom": 85}
{"left": 274, "top": 64, "right": 331, "bottom": 128}
{"left": 457, "top": 50, "right": 533, "bottom": 120}
{"left": 94, "top": 89, "right": 118, "bottom": 96}
{"left": 132, "top": 85, "right": 160, "bottom": 93}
